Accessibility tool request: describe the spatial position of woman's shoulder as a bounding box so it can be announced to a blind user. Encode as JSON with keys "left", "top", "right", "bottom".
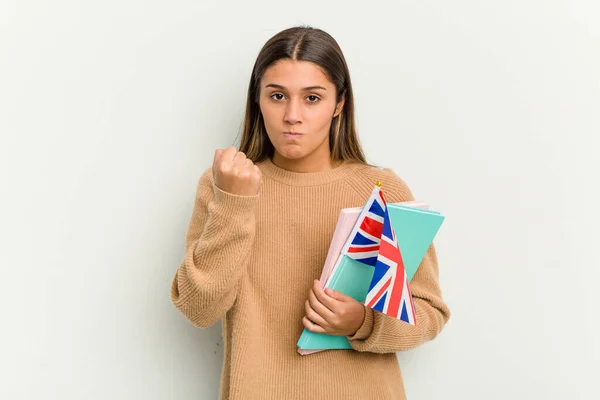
{"left": 346, "top": 162, "right": 415, "bottom": 203}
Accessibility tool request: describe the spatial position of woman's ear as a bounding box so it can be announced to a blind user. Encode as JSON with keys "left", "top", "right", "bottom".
{"left": 333, "top": 96, "right": 345, "bottom": 118}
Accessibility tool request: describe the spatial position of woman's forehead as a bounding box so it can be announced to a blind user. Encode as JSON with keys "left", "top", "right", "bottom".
{"left": 261, "top": 60, "right": 334, "bottom": 90}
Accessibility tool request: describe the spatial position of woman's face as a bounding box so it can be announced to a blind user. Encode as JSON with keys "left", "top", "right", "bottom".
{"left": 259, "top": 59, "right": 344, "bottom": 167}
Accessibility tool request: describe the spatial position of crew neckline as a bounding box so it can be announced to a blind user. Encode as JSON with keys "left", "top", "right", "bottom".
{"left": 257, "top": 157, "right": 360, "bottom": 187}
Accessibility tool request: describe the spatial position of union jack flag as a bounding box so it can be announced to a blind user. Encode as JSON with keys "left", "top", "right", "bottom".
{"left": 341, "top": 184, "right": 416, "bottom": 324}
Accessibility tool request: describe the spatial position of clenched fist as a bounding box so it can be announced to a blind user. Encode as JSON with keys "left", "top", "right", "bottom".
{"left": 212, "top": 146, "right": 262, "bottom": 196}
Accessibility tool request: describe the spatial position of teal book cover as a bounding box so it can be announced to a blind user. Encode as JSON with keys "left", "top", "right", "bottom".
{"left": 296, "top": 205, "right": 445, "bottom": 351}
{"left": 387, "top": 204, "right": 444, "bottom": 283}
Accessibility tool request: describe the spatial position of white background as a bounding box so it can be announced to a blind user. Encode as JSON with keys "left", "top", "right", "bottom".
{"left": 1, "top": 0, "right": 599, "bottom": 399}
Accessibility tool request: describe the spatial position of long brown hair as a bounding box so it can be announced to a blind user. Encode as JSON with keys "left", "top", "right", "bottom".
{"left": 238, "top": 26, "right": 366, "bottom": 164}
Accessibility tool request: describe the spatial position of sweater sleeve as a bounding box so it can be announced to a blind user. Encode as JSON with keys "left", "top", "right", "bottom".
{"left": 170, "top": 168, "right": 259, "bottom": 328}
{"left": 347, "top": 168, "right": 451, "bottom": 353}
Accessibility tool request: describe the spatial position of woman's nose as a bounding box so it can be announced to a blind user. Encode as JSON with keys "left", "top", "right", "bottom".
{"left": 284, "top": 98, "right": 301, "bottom": 124}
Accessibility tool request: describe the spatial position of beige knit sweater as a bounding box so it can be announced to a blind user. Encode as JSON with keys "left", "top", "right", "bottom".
{"left": 170, "top": 158, "right": 450, "bottom": 400}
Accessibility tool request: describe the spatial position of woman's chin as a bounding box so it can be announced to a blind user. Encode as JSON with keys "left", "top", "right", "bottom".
{"left": 275, "top": 145, "right": 307, "bottom": 160}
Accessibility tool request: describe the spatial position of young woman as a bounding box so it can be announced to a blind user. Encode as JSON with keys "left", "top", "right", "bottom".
{"left": 171, "top": 26, "right": 450, "bottom": 400}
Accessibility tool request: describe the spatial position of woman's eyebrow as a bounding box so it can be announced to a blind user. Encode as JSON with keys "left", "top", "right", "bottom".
{"left": 265, "top": 83, "right": 327, "bottom": 91}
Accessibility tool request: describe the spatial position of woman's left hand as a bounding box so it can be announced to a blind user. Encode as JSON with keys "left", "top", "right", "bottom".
{"left": 302, "top": 279, "right": 366, "bottom": 336}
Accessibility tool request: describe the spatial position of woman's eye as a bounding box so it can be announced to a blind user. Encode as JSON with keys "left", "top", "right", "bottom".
{"left": 307, "top": 95, "right": 320, "bottom": 103}
{"left": 270, "top": 93, "right": 285, "bottom": 101}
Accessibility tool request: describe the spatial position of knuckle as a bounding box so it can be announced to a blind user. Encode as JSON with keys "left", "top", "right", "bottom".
{"left": 218, "top": 163, "right": 228, "bottom": 174}
{"left": 312, "top": 292, "right": 320, "bottom": 304}
{"left": 332, "top": 316, "right": 341, "bottom": 328}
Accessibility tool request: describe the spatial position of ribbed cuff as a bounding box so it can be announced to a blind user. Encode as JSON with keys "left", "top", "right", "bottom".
{"left": 212, "top": 184, "right": 260, "bottom": 210}
{"left": 348, "top": 306, "right": 374, "bottom": 341}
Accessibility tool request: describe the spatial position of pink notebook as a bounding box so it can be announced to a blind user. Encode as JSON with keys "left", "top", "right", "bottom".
{"left": 298, "top": 201, "right": 428, "bottom": 355}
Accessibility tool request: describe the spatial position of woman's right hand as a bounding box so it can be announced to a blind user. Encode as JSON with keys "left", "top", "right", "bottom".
{"left": 212, "top": 146, "right": 262, "bottom": 196}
